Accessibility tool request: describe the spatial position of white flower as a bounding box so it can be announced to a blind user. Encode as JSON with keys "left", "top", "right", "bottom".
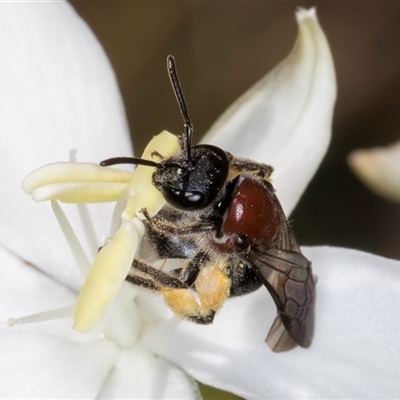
{"left": 1, "top": 3, "right": 399, "bottom": 399}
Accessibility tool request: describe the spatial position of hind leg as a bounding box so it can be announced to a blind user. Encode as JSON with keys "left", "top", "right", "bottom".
{"left": 127, "top": 255, "right": 230, "bottom": 324}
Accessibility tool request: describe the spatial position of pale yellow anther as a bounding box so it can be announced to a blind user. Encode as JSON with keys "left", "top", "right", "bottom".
{"left": 73, "top": 218, "right": 145, "bottom": 333}
{"left": 31, "top": 182, "right": 129, "bottom": 203}
{"left": 122, "top": 130, "right": 180, "bottom": 220}
{"left": 73, "top": 131, "right": 180, "bottom": 332}
{"left": 23, "top": 162, "right": 134, "bottom": 203}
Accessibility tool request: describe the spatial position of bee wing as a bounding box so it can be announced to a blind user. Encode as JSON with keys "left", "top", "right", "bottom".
{"left": 246, "top": 245, "right": 316, "bottom": 352}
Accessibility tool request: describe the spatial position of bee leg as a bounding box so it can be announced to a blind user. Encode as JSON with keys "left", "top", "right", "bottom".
{"left": 141, "top": 208, "right": 215, "bottom": 236}
{"left": 127, "top": 255, "right": 230, "bottom": 325}
{"left": 194, "top": 263, "right": 230, "bottom": 319}
{"left": 130, "top": 251, "right": 207, "bottom": 289}
{"left": 127, "top": 258, "right": 209, "bottom": 320}
{"left": 130, "top": 258, "right": 186, "bottom": 289}
{"left": 126, "top": 271, "right": 215, "bottom": 325}
{"left": 186, "top": 311, "right": 216, "bottom": 324}
{"left": 125, "top": 275, "right": 161, "bottom": 291}
{"left": 171, "top": 252, "right": 218, "bottom": 324}
{"left": 162, "top": 262, "right": 230, "bottom": 325}
{"left": 178, "top": 251, "right": 207, "bottom": 287}
{"left": 230, "top": 156, "right": 274, "bottom": 178}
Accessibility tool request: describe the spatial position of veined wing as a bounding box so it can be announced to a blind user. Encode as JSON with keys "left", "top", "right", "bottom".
{"left": 246, "top": 244, "right": 316, "bottom": 352}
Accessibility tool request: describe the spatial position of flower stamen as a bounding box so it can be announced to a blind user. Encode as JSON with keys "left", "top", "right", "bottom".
{"left": 7, "top": 305, "right": 75, "bottom": 326}
{"left": 14, "top": 131, "right": 180, "bottom": 334}
{"left": 51, "top": 200, "right": 91, "bottom": 276}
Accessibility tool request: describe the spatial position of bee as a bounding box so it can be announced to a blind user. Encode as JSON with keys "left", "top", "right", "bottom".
{"left": 101, "top": 56, "right": 316, "bottom": 352}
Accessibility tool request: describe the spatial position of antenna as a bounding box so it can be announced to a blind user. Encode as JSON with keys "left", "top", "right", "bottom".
{"left": 100, "top": 56, "right": 192, "bottom": 169}
{"left": 167, "top": 55, "right": 193, "bottom": 161}
{"left": 100, "top": 157, "right": 159, "bottom": 168}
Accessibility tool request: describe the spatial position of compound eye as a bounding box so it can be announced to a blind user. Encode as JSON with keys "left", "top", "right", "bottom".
{"left": 161, "top": 187, "right": 206, "bottom": 210}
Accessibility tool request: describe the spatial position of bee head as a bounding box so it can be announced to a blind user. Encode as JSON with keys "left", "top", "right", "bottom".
{"left": 100, "top": 55, "right": 229, "bottom": 211}
{"left": 153, "top": 143, "right": 229, "bottom": 211}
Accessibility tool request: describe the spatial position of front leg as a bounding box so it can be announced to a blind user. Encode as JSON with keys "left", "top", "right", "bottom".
{"left": 141, "top": 208, "right": 215, "bottom": 236}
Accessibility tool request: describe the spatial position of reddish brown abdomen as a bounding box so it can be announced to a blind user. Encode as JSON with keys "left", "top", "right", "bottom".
{"left": 222, "top": 178, "right": 281, "bottom": 243}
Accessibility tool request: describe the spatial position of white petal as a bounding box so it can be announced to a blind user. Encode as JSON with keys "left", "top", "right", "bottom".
{"left": 98, "top": 345, "right": 201, "bottom": 399}
{"left": 202, "top": 8, "right": 336, "bottom": 214}
{"left": 0, "top": 247, "right": 120, "bottom": 398}
{"left": 141, "top": 247, "right": 400, "bottom": 399}
{"left": 348, "top": 141, "right": 400, "bottom": 202}
{"left": 0, "top": 248, "right": 200, "bottom": 399}
{"left": 0, "top": 246, "right": 101, "bottom": 342}
{"left": 0, "top": 3, "right": 131, "bottom": 288}
{"left": 0, "top": 331, "right": 118, "bottom": 399}
{"left": 0, "top": 247, "right": 198, "bottom": 398}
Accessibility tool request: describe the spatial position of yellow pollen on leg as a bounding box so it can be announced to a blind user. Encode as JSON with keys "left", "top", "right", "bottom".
{"left": 195, "top": 264, "right": 231, "bottom": 312}
{"left": 162, "top": 289, "right": 202, "bottom": 319}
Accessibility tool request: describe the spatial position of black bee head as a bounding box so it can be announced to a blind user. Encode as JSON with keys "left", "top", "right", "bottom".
{"left": 153, "top": 144, "right": 229, "bottom": 211}
{"left": 100, "top": 56, "right": 230, "bottom": 211}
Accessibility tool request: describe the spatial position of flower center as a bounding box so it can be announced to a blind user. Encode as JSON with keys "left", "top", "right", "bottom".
{"left": 9, "top": 132, "right": 180, "bottom": 349}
